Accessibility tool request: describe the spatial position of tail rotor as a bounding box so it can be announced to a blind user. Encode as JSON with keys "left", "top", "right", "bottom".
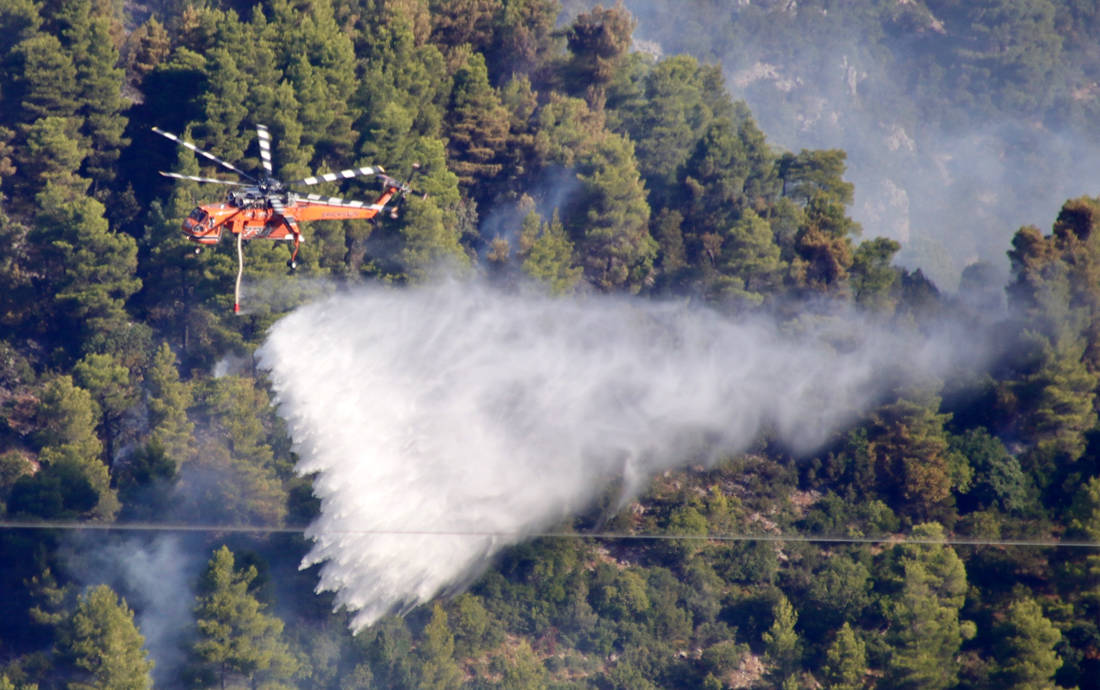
{"left": 383, "top": 163, "right": 425, "bottom": 219}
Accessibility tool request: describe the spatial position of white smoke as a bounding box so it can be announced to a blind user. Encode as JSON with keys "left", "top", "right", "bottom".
{"left": 257, "top": 281, "right": 978, "bottom": 631}
{"left": 65, "top": 535, "right": 200, "bottom": 686}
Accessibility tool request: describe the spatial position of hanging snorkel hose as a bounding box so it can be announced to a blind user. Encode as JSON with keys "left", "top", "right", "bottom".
{"left": 234, "top": 229, "right": 243, "bottom": 314}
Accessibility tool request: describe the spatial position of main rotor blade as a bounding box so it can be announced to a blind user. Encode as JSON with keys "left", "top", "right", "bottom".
{"left": 152, "top": 127, "right": 257, "bottom": 182}
{"left": 158, "top": 171, "right": 250, "bottom": 186}
{"left": 287, "top": 166, "right": 385, "bottom": 187}
{"left": 302, "top": 193, "right": 385, "bottom": 210}
{"left": 256, "top": 124, "right": 274, "bottom": 176}
{"left": 377, "top": 174, "right": 410, "bottom": 191}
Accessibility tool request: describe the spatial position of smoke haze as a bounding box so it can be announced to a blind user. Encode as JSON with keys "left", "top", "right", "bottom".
{"left": 602, "top": 1, "right": 1100, "bottom": 288}
{"left": 257, "top": 281, "right": 982, "bottom": 630}
{"left": 66, "top": 535, "right": 201, "bottom": 686}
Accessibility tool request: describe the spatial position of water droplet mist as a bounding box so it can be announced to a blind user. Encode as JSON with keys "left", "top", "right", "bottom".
{"left": 257, "top": 281, "right": 977, "bottom": 631}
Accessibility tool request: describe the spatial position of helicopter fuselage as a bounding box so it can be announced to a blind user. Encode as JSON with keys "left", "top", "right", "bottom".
{"left": 155, "top": 123, "right": 410, "bottom": 311}
{"left": 181, "top": 186, "right": 400, "bottom": 246}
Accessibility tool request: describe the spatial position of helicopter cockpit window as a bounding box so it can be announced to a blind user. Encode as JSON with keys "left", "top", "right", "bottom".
{"left": 188, "top": 208, "right": 208, "bottom": 222}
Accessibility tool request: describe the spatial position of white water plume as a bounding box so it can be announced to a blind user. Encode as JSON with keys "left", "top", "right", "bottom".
{"left": 257, "top": 281, "right": 978, "bottom": 630}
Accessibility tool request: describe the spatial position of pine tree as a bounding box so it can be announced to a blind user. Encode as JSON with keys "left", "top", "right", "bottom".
{"left": 7, "top": 33, "right": 80, "bottom": 121}
{"left": 483, "top": 0, "right": 558, "bottom": 86}
{"left": 144, "top": 343, "right": 194, "bottom": 461}
{"left": 867, "top": 396, "right": 968, "bottom": 524}
{"left": 445, "top": 50, "right": 509, "bottom": 192}
{"left": 850, "top": 237, "right": 901, "bottom": 312}
{"left": 353, "top": 5, "right": 449, "bottom": 148}
{"left": 28, "top": 566, "right": 72, "bottom": 628}
{"left": 678, "top": 111, "right": 779, "bottom": 288}
{"left": 173, "top": 376, "right": 289, "bottom": 525}
{"left": 706, "top": 208, "right": 785, "bottom": 307}
{"left": 951, "top": 427, "right": 1035, "bottom": 514}
{"left": 535, "top": 93, "right": 654, "bottom": 291}
{"left": 0, "top": 0, "right": 42, "bottom": 61}
{"left": 992, "top": 597, "right": 1062, "bottom": 689}
{"left": 576, "top": 131, "right": 655, "bottom": 292}
{"left": 1069, "top": 475, "right": 1100, "bottom": 545}
{"left": 450, "top": 594, "right": 495, "bottom": 659}
{"left": 804, "top": 555, "right": 872, "bottom": 637}
{"left": 777, "top": 149, "right": 856, "bottom": 207}
{"left": 193, "top": 48, "right": 249, "bottom": 164}
{"left": 349, "top": 12, "right": 464, "bottom": 279}
{"left": 121, "top": 17, "right": 169, "bottom": 88}
{"left": 427, "top": 0, "right": 497, "bottom": 60}
{"left": 395, "top": 196, "right": 469, "bottom": 282}
{"left": 520, "top": 210, "right": 582, "bottom": 295}
{"left": 174, "top": 3, "right": 239, "bottom": 55}
{"left": 794, "top": 197, "right": 857, "bottom": 293}
{"left": 198, "top": 376, "right": 278, "bottom": 473}
{"left": 1017, "top": 335, "right": 1097, "bottom": 477}
{"left": 822, "top": 622, "right": 866, "bottom": 690}
{"left": 652, "top": 201, "right": 687, "bottom": 254}
{"left": 416, "top": 604, "right": 462, "bottom": 690}
{"left": 609, "top": 55, "right": 732, "bottom": 207}
{"left": 15, "top": 115, "right": 84, "bottom": 196}
{"left": 72, "top": 352, "right": 137, "bottom": 467}
{"left": 30, "top": 182, "right": 140, "bottom": 346}
{"left": 762, "top": 594, "right": 801, "bottom": 681}
{"left": 0, "top": 199, "right": 34, "bottom": 331}
{"left": 882, "top": 523, "right": 974, "bottom": 689}
{"left": 268, "top": 0, "right": 358, "bottom": 162}
{"left": 772, "top": 150, "right": 863, "bottom": 293}
{"left": 356, "top": 614, "right": 416, "bottom": 688}
{"left": 1006, "top": 223, "right": 1073, "bottom": 337}
{"left": 17, "top": 375, "right": 119, "bottom": 519}
{"left": 4, "top": 33, "right": 85, "bottom": 203}
{"left": 564, "top": 3, "right": 635, "bottom": 105}
{"left": 191, "top": 546, "right": 298, "bottom": 688}
{"left": 234, "top": 6, "right": 283, "bottom": 123}
{"left": 34, "top": 375, "right": 101, "bottom": 465}
{"left": 57, "top": 584, "right": 153, "bottom": 690}
{"left": 496, "top": 75, "right": 540, "bottom": 193}
{"left": 497, "top": 639, "right": 547, "bottom": 689}
{"left": 51, "top": 0, "right": 128, "bottom": 192}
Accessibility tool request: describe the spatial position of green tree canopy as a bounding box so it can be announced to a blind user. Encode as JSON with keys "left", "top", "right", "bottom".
{"left": 607, "top": 54, "right": 733, "bottom": 207}
{"left": 881, "top": 523, "right": 974, "bottom": 689}
{"left": 144, "top": 342, "right": 194, "bottom": 461}
{"left": 11, "top": 375, "right": 118, "bottom": 519}
{"left": 191, "top": 545, "right": 297, "bottom": 688}
{"left": 520, "top": 209, "right": 582, "bottom": 294}
{"left": 821, "top": 622, "right": 866, "bottom": 690}
{"left": 415, "top": 604, "right": 462, "bottom": 690}
{"left": 445, "top": 50, "right": 510, "bottom": 193}
{"left": 564, "top": 3, "right": 635, "bottom": 104}
{"left": 56, "top": 584, "right": 153, "bottom": 690}
{"left": 72, "top": 352, "right": 137, "bottom": 466}
{"left": 992, "top": 597, "right": 1062, "bottom": 689}
{"left": 29, "top": 183, "right": 140, "bottom": 346}
{"left": 763, "top": 594, "right": 801, "bottom": 681}
{"left": 866, "top": 396, "right": 969, "bottom": 524}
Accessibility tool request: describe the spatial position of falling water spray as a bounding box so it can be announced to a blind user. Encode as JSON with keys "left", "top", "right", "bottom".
{"left": 256, "top": 281, "right": 979, "bottom": 631}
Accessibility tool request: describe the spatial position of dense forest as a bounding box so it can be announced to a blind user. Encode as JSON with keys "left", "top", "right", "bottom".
{"left": 611, "top": 0, "right": 1100, "bottom": 287}
{"left": 2, "top": 0, "right": 1100, "bottom": 687}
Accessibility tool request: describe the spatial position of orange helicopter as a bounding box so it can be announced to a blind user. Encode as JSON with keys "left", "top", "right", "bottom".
{"left": 154, "top": 124, "right": 415, "bottom": 312}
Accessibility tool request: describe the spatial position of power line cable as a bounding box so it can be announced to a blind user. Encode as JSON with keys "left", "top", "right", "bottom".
{"left": 0, "top": 519, "right": 1095, "bottom": 549}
